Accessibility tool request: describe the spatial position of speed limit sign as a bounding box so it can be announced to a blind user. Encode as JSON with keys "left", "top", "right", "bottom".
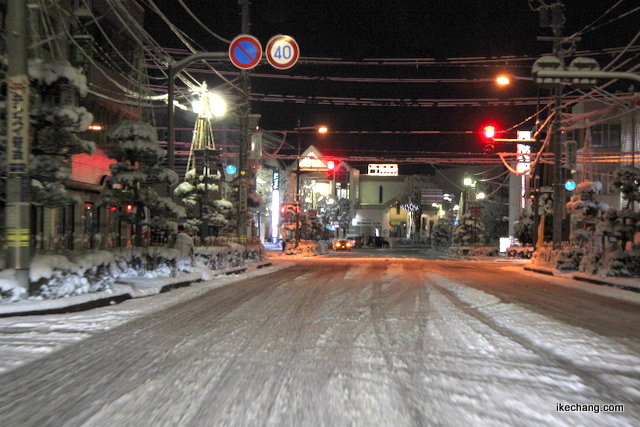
{"left": 265, "top": 35, "right": 300, "bottom": 70}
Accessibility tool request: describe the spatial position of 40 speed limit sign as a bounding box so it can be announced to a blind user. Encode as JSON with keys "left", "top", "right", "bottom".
{"left": 265, "top": 35, "right": 300, "bottom": 70}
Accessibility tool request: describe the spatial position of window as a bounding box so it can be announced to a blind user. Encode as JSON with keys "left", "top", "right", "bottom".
{"left": 590, "top": 124, "right": 621, "bottom": 148}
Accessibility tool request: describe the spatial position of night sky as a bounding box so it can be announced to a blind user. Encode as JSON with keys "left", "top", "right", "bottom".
{"left": 144, "top": 1, "right": 639, "bottom": 171}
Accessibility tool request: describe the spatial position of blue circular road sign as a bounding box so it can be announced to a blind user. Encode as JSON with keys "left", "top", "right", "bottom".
{"left": 229, "top": 35, "right": 262, "bottom": 69}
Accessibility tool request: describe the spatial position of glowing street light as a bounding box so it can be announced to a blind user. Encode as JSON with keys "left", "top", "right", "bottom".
{"left": 496, "top": 75, "right": 511, "bottom": 85}
{"left": 192, "top": 84, "right": 226, "bottom": 118}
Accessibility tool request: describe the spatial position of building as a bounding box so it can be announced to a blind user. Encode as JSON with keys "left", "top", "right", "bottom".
{"left": 571, "top": 94, "right": 640, "bottom": 210}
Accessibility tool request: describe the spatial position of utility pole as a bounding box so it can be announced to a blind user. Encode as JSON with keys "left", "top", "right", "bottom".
{"left": 537, "top": 1, "right": 567, "bottom": 247}
{"left": 237, "top": 0, "right": 251, "bottom": 244}
{"left": 5, "top": 0, "right": 31, "bottom": 293}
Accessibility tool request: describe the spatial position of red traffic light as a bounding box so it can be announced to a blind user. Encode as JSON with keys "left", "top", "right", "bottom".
{"left": 483, "top": 125, "right": 496, "bottom": 140}
{"left": 327, "top": 160, "right": 335, "bottom": 180}
{"left": 126, "top": 204, "right": 133, "bottom": 213}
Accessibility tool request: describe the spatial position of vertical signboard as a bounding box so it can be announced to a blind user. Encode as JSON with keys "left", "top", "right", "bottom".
{"left": 7, "top": 75, "right": 30, "bottom": 174}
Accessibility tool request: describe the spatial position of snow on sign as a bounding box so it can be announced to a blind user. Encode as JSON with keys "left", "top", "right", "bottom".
{"left": 229, "top": 35, "right": 262, "bottom": 70}
{"left": 266, "top": 35, "right": 300, "bottom": 70}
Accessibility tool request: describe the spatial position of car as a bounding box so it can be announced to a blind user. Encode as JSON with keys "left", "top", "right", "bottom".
{"left": 333, "top": 239, "right": 353, "bottom": 251}
{"left": 345, "top": 234, "right": 361, "bottom": 248}
{"left": 372, "top": 237, "right": 390, "bottom": 248}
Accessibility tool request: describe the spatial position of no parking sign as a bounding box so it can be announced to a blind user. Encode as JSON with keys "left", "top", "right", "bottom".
{"left": 229, "top": 35, "right": 262, "bottom": 70}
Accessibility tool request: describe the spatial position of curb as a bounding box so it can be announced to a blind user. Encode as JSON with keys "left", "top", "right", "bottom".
{"left": 524, "top": 266, "right": 640, "bottom": 294}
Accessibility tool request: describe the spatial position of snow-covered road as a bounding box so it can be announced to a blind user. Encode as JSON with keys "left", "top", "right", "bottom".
{"left": 0, "top": 258, "right": 638, "bottom": 426}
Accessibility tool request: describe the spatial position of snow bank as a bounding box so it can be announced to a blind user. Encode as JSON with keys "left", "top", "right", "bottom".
{"left": 1, "top": 244, "right": 267, "bottom": 303}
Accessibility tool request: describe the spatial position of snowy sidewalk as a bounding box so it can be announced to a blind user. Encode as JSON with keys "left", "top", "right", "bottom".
{"left": 524, "top": 265, "right": 640, "bottom": 294}
{"left": 0, "top": 261, "right": 272, "bottom": 318}
{"left": 447, "top": 252, "right": 640, "bottom": 294}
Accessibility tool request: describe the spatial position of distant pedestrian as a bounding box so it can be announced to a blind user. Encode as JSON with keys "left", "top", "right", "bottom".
{"left": 175, "top": 225, "right": 194, "bottom": 257}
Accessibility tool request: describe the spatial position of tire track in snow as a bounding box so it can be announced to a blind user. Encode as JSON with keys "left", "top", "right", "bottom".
{"left": 429, "top": 273, "right": 640, "bottom": 420}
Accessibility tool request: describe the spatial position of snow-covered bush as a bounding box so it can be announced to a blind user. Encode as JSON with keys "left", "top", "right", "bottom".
{"left": 194, "top": 244, "right": 246, "bottom": 270}
{"left": 468, "top": 246, "right": 499, "bottom": 257}
{"left": 531, "top": 243, "right": 559, "bottom": 269}
{"left": 283, "top": 240, "right": 328, "bottom": 256}
{"left": 29, "top": 251, "right": 116, "bottom": 299}
{"left": 599, "top": 251, "right": 640, "bottom": 278}
{"left": 555, "top": 247, "right": 584, "bottom": 271}
{"left": 579, "top": 248, "right": 602, "bottom": 276}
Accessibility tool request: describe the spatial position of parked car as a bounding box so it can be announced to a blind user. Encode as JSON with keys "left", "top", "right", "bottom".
{"left": 333, "top": 239, "right": 353, "bottom": 251}
{"left": 372, "top": 237, "right": 390, "bottom": 248}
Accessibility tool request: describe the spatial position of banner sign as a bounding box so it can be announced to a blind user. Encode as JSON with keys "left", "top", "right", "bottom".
{"left": 7, "top": 75, "right": 30, "bottom": 174}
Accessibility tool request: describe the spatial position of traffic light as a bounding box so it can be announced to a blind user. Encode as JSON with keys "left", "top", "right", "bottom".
{"left": 483, "top": 125, "right": 496, "bottom": 140}
{"left": 327, "top": 160, "right": 335, "bottom": 180}
{"left": 125, "top": 204, "right": 134, "bottom": 214}
{"left": 481, "top": 125, "right": 496, "bottom": 154}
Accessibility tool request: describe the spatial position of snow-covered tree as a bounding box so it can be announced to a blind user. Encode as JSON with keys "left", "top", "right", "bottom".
{"left": 477, "top": 184, "right": 509, "bottom": 245}
{"left": 430, "top": 218, "right": 452, "bottom": 251}
{"left": 174, "top": 165, "right": 234, "bottom": 240}
{"left": 100, "top": 120, "right": 184, "bottom": 246}
{"left": 566, "top": 181, "right": 609, "bottom": 246}
{"left": 400, "top": 174, "right": 436, "bottom": 237}
{"left": 611, "top": 166, "right": 640, "bottom": 210}
{"left": 513, "top": 207, "right": 534, "bottom": 244}
{"left": 453, "top": 213, "right": 485, "bottom": 246}
{"left": 0, "top": 59, "right": 95, "bottom": 209}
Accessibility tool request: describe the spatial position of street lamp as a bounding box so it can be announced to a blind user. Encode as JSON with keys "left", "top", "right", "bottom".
{"left": 495, "top": 74, "right": 534, "bottom": 86}
{"left": 293, "top": 121, "right": 328, "bottom": 246}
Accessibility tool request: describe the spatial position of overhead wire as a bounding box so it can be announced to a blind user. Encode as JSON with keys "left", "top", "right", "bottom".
{"left": 176, "top": 0, "right": 231, "bottom": 45}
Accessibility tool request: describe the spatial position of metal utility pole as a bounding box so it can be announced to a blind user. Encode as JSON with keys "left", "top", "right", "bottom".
{"left": 5, "top": 0, "right": 31, "bottom": 293}
{"left": 236, "top": 0, "right": 251, "bottom": 244}
{"left": 550, "top": 4, "right": 565, "bottom": 248}
{"left": 536, "top": 1, "right": 566, "bottom": 247}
